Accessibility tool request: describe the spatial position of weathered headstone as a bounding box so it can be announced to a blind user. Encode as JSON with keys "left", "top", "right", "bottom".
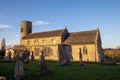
{"left": 39, "top": 51, "right": 51, "bottom": 75}
{"left": 13, "top": 57, "right": 24, "bottom": 80}
{"left": 39, "top": 51, "right": 47, "bottom": 74}
{"left": 21, "top": 51, "right": 25, "bottom": 62}
{"left": 23, "top": 48, "right": 30, "bottom": 63}
{"left": 79, "top": 48, "right": 83, "bottom": 66}
{"left": 31, "top": 51, "right": 34, "bottom": 61}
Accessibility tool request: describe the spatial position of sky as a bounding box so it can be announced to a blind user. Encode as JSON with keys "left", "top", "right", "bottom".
{"left": 0, "top": 0, "right": 120, "bottom": 48}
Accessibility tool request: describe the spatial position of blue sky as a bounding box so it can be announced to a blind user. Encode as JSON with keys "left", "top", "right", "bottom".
{"left": 0, "top": 0, "right": 120, "bottom": 48}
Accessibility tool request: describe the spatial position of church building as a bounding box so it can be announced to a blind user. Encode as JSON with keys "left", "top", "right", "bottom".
{"left": 20, "top": 21, "right": 104, "bottom": 62}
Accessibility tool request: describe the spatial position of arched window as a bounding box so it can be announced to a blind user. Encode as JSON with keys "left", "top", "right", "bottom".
{"left": 34, "top": 39, "right": 39, "bottom": 45}
{"left": 83, "top": 46, "right": 87, "bottom": 54}
{"left": 51, "top": 38, "right": 56, "bottom": 44}
{"left": 21, "top": 28, "right": 23, "bottom": 33}
{"left": 42, "top": 39, "right": 46, "bottom": 45}
{"left": 27, "top": 40, "right": 30, "bottom": 45}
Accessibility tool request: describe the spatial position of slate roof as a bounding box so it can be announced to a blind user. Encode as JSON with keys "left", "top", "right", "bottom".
{"left": 63, "top": 30, "right": 98, "bottom": 45}
{"left": 23, "top": 28, "right": 98, "bottom": 45}
{"left": 23, "top": 29, "right": 66, "bottom": 39}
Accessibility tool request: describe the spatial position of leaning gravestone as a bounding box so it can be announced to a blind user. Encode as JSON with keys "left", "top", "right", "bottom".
{"left": 13, "top": 57, "right": 24, "bottom": 80}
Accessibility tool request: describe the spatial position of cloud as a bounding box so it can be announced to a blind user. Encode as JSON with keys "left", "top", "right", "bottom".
{"left": 14, "top": 32, "right": 20, "bottom": 38}
{"left": 33, "top": 21, "right": 50, "bottom": 26}
{"left": 12, "top": 32, "right": 20, "bottom": 34}
{"left": 15, "top": 34, "right": 20, "bottom": 38}
{"left": 0, "top": 15, "right": 8, "bottom": 19}
{"left": 0, "top": 24, "right": 11, "bottom": 29}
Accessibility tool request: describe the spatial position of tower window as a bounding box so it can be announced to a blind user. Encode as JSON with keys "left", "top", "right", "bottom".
{"left": 21, "top": 28, "right": 23, "bottom": 33}
{"left": 29, "top": 28, "right": 32, "bottom": 33}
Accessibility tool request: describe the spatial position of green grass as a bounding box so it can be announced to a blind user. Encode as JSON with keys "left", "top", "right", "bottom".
{"left": 0, "top": 61, "right": 120, "bottom": 80}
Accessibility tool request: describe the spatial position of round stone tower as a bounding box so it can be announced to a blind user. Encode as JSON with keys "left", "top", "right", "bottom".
{"left": 20, "top": 21, "right": 32, "bottom": 45}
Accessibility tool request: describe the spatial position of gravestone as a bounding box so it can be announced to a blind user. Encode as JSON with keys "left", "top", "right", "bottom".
{"left": 39, "top": 51, "right": 47, "bottom": 74}
{"left": 31, "top": 51, "right": 34, "bottom": 61}
{"left": 23, "top": 48, "right": 30, "bottom": 63}
{"left": 39, "top": 51, "right": 51, "bottom": 75}
{"left": 13, "top": 57, "right": 24, "bottom": 80}
{"left": 21, "top": 51, "right": 25, "bottom": 62}
{"left": 79, "top": 48, "right": 83, "bottom": 66}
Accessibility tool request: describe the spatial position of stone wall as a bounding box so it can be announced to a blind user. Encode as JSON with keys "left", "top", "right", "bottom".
{"left": 21, "top": 36, "right": 61, "bottom": 60}
{"left": 71, "top": 44, "right": 99, "bottom": 62}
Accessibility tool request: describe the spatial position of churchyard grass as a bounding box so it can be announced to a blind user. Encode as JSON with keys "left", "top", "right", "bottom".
{"left": 0, "top": 61, "right": 120, "bottom": 80}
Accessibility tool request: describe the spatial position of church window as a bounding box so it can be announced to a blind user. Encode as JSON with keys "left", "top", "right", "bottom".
{"left": 34, "top": 39, "right": 39, "bottom": 45}
{"left": 51, "top": 38, "right": 56, "bottom": 44}
{"left": 34, "top": 48, "right": 40, "bottom": 56}
{"left": 27, "top": 40, "right": 30, "bottom": 46}
{"left": 83, "top": 46, "right": 87, "bottom": 54}
{"left": 42, "top": 39, "right": 46, "bottom": 45}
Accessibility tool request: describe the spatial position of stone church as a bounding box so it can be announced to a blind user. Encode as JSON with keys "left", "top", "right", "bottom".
{"left": 20, "top": 21, "right": 104, "bottom": 62}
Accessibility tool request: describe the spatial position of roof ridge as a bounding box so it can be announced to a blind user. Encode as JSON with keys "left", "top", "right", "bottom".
{"left": 70, "top": 29, "right": 97, "bottom": 34}
{"left": 31, "top": 28, "right": 66, "bottom": 34}
{"left": 23, "top": 28, "right": 66, "bottom": 39}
